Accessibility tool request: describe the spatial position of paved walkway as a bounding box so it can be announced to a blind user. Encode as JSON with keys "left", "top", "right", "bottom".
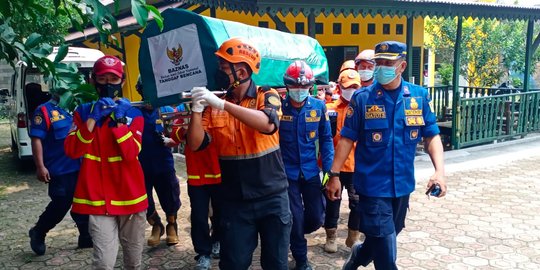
{"left": 1, "top": 123, "right": 540, "bottom": 269}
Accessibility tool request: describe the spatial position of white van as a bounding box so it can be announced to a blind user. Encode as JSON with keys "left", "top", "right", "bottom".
{"left": 6, "top": 47, "right": 104, "bottom": 160}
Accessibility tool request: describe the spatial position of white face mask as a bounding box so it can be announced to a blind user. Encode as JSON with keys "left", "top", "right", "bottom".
{"left": 358, "top": 70, "right": 374, "bottom": 82}
{"left": 341, "top": 87, "right": 356, "bottom": 101}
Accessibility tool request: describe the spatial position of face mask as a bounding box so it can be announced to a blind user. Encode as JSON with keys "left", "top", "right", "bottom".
{"left": 341, "top": 87, "right": 356, "bottom": 101}
{"left": 358, "top": 70, "right": 374, "bottom": 82}
{"left": 374, "top": 65, "right": 399, "bottom": 85}
{"left": 96, "top": 83, "right": 122, "bottom": 98}
{"left": 214, "top": 70, "right": 232, "bottom": 91}
{"left": 288, "top": 88, "right": 310, "bottom": 103}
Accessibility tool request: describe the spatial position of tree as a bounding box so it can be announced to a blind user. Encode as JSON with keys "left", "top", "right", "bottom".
{"left": 0, "top": 0, "right": 163, "bottom": 110}
{"left": 425, "top": 17, "right": 540, "bottom": 87}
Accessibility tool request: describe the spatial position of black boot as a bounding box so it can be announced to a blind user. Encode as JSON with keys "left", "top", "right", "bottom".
{"left": 29, "top": 227, "right": 46, "bottom": 255}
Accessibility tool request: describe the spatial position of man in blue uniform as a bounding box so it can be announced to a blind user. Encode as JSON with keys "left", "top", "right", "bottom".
{"left": 280, "top": 60, "right": 334, "bottom": 270}
{"left": 28, "top": 94, "right": 92, "bottom": 255}
{"left": 326, "top": 41, "right": 447, "bottom": 270}
{"left": 135, "top": 78, "right": 181, "bottom": 247}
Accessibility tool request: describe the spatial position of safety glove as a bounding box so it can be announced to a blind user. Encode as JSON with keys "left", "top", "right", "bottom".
{"left": 89, "top": 97, "right": 115, "bottom": 120}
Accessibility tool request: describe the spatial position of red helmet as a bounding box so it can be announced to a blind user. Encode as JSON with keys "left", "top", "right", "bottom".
{"left": 283, "top": 60, "right": 315, "bottom": 87}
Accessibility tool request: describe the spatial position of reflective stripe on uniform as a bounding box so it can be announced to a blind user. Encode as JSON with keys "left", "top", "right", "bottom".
{"left": 107, "top": 156, "right": 122, "bottom": 162}
{"left": 204, "top": 173, "right": 221, "bottom": 178}
{"left": 117, "top": 131, "right": 133, "bottom": 144}
{"left": 77, "top": 130, "right": 93, "bottom": 144}
{"left": 84, "top": 154, "right": 124, "bottom": 163}
{"left": 188, "top": 175, "right": 201, "bottom": 179}
{"left": 134, "top": 138, "right": 142, "bottom": 152}
{"left": 111, "top": 193, "right": 147, "bottom": 206}
{"left": 84, "top": 154, "right": 101, "bottom": 162}
{"left": 73, "top": 197, "right": 105, "bottom": 206}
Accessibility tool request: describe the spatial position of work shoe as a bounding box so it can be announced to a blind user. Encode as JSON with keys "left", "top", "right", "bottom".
{"left": 211, "top": 241, "right": 220, "bottom": 259}
{"left": 324, "top": 228, "right": 338, "bottom": 253}
{"left": 29, "top": 227, "right": 46, "bottom": 256}
{"left": 147, "top": 212, "right": 165, "bottom": 246}
{"left": 77, "top": 235, "right": 93, "bottom": 249}
{"left": 148, "top": 222, "right": 165, "bottom": 246}
{"left": 294, "top": 261, "right": 313, "bottom": 270}
{"left": 342, "top": 242, "right": 363, "bottom": 270}
{"left": 166, "top": 215, "right": 179, "bottom": 246}
{"left": 195, "top": 255, "right": 211, "bottom": 270}
{"left": 345, "top": 229, "right": 361, "bottom": 248}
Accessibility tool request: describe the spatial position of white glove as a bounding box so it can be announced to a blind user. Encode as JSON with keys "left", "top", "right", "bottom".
{"left": 191, "top": 87, "right": 225, "bottom": 110}
{"left": 161, "top": 135, "right": 176, "bottom": 147}
{"left": 191, "top": 98, "right": 207, "bottom": 113}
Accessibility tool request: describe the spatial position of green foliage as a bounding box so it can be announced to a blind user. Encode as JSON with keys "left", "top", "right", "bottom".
{"left": 0, "top": 0, "right": 163, "bottom": 110}
{"left": 438, "top": 63, "right": 453, "bottom": 86}
{"left": 425, "top": 17, "right": 540, "bottom": 87}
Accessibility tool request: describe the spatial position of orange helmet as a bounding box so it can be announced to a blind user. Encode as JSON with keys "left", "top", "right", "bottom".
{"left": 215, "top": 37, "right": 261, "bottom": 74}
{"left": 339, "top": 60, "right": 356, "bottom": 73}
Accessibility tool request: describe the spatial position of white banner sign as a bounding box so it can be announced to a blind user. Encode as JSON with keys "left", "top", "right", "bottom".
{"left": 148, "top": 24, "right": 207, "bottom": 98}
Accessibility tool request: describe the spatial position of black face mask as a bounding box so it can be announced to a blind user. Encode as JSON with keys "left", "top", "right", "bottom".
{"left": 96, "top": 83, "right": 122, "bottom": 98}
{"left": 214, "top": 70, "right": 232, "bottom": 91}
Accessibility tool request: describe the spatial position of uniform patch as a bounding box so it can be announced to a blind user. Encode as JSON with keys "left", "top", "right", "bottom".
{"left": 34, "top": 115, "right": 43, "bottom": 125}
{"left": 405, "top": 116, "right": 425, "bottom": 126}
{"left": 346, "top": 106, "right": 354, "bottom": 118}
{"left": 305, "top": 110, "right": 320, "bottom": 122}
{"left": 404, "top": 97, "right": 423, "bottom": 116}
{"left": 372, "top": 132, "right": 382, "bottom": 142}
{"left": 410, "top": 129, "right": 419, "bottom": 140}
{"left": 50, "top": 110, "right": 65, "bottom": 122}
{"left": 267, "top": 95, "right": 281, "bottom": 107}
{"left": 309, "top": 131, "right": 316, "bottom": 139}
{"left": 429, "top": 100, "right": 434, "bottom": 113}
{"left": 365, "top": 105, "right": 386, "bottom": 119}
{"left": 281, "top": 115, "right": 293, "bottom": 121}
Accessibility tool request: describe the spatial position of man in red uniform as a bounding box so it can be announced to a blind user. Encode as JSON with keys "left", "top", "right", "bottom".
{"left": 171, "top": 121, "right": 222, "bottom": 270}
{"left": 64, "top": 55, "right": 147, "bottom": 269}
{"left": 187, "top": 37, "right": 291, "bottom": 270}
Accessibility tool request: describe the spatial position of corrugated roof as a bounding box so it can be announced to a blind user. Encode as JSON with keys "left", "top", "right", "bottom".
{"left": 184, "top": 0, "right": 540, "bottom": 20}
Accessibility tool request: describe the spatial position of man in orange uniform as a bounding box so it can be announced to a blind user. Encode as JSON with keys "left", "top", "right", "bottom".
{"left": 324, "top": 51, "right": 376, "bottom": 253}
{"left": 64, "top": 55, "right": 148, "bottom": 269}
{"left": 187, "top": 37, "right": 291, "bottom": 270}
{"left": 171, "top": 123, "right": 222, "bottom": 270}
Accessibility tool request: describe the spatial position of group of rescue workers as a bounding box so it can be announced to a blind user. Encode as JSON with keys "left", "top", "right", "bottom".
{"left": 27, "top": 37, "right": 447, "bottom": 270}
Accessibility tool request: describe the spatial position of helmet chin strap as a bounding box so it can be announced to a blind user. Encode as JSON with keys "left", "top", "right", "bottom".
{"left": 226, "top": 62, "right": 250, "bottom": 96}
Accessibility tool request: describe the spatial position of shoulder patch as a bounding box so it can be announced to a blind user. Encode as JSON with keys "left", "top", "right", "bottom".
{"left": 267, "top": 95, "right": 281, "bottom": 107}
{"left": 34, "top": 115, "right": 43, "bottom": 125}
{"left": 346, "top": 106, "right": 354, "bottom": 118}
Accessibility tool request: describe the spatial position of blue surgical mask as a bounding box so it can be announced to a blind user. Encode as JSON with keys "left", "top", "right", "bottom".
{"left": 288, "top": 88, "right": 310, "bottom": 103}
{"left": 374, "top": 65, "right": 399, "bottom": 85}
{"left": 358, "top": 70, "right": 374, "bottom": 82}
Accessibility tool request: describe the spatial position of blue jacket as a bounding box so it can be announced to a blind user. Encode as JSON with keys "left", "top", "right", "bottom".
{"left": 29, "top": 100, "right": 80, "bottom": 176}
{"left": 341, "top": 80, "right": 440, "bottom": 197}
{"left": 138, "top": 106, "right": 176, "bottom": 174}
{"left": 279, "top": 96, "right": 334, "bottom": 181}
